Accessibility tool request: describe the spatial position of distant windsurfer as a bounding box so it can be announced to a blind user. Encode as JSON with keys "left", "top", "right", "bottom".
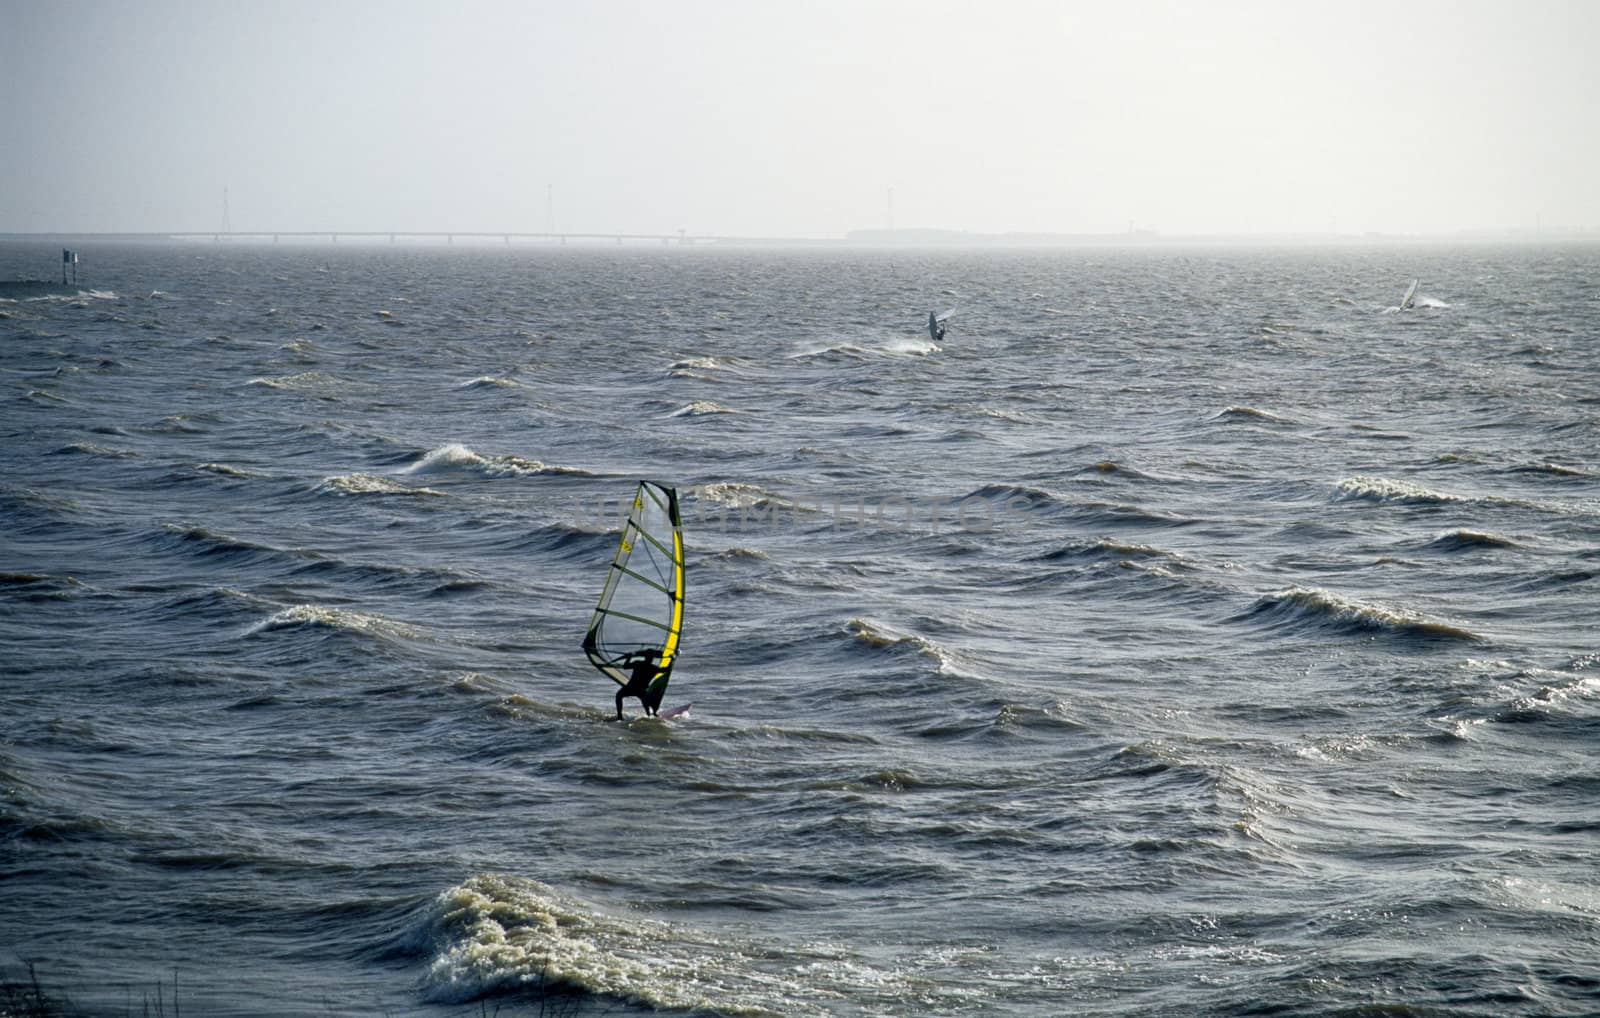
{"left": 928, "top": 311, "right": 947, "bottom": 341}
{"left": 615, "top": 649, "right": 668, "bottom": 720}
{"left": 1400, "top": 279, "right": 1419, "bottom": 311}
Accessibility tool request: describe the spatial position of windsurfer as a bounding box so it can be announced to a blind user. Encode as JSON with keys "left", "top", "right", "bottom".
{"left": 928, "top": 311, "right": 946, "bottom": 341}
{"left": 616, "top": 649, "right": 667, "bottom": 720}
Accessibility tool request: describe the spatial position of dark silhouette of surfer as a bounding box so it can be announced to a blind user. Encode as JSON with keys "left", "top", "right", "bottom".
{"left": 928, "top": 311, "right": 947, "bottom": 341}
{"left": 615, "top": 649, "right": 669, "bottom": 720}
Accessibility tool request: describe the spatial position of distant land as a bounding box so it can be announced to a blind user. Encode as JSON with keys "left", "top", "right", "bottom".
{"left": 842, "top": 226, "right": 1600, "bottom": 247}
{"left": 1, "top": 226, "right": 1596, "bottom": 249}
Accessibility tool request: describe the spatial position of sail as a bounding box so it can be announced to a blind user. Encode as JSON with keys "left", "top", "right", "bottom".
{"left": 1401, "top": 279, "right": 1418, "bottom": 310}
{"left": 582, "top": 481, "right": 685, "bottom": 693}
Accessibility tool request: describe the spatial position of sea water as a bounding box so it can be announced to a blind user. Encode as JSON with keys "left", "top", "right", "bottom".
{"left": 3, "top": 240, "right": 1597, "bottom": 1016}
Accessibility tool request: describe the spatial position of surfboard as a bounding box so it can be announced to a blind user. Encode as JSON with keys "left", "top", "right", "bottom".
{"left": 658, "top": 703, "right": 692, "bottom": 720}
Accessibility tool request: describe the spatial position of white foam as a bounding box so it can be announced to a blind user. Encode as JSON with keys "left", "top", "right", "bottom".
{"left": 672, "top": 400, "right": 738, "bottom": 417}
{"left": 246, "top": 604, "right": 416, "bottom": 639}
{"left": 318, "top": 473, "right": 445, "bottom": 497}
{"left": 402, "top": 443, "right": 554, "bottom": 478}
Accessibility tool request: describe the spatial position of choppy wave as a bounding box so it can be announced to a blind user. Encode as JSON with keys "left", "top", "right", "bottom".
{"left": 246, "top": 370, "right": 342, "bottom": 392}
{"left": 51, "top": 441, "right": 137, "bottom": 458}
{"left": 158, "top": 523, "right": 282, "bottom": 565}
{"left": 1425, "top": 529, "right": 1520, "bottom": 553}
{"left": 151, "top": 524, "right": 463, "bottom": 596}
{"left": 195, "top": 462, "right": 266, "bottom": 479}
{"left": 671, "top": 399, "right": 739, "bottom": 417}
{"left": 790, "top": 335, "right": 939, "bottom": 360}
{"left": 1038, "top": 537, "right": 1191, "bottom": 569}
{"left": 244, "top": 604, "right": 417, "bottom": 640}
{"left": 690, "top": 481, "right": 789, "bottom": 510}
{"left": 1068, "top": 499, "right": 1196, "bottom": 529}
{"left": 1084, "top": 460, "right": 1157, "bottom": 480}
{"left": 1236, "top": 586, "right": 1484, "bottom": 643}
{"left": 135, "top": 412, "right": 218, "bottom": 435}
{"left": 418, "top": 875, "right": 766, "bottom": 1012}
{"left": 316, "top": 473, "right": 445, "bottom": 497}
{"left": 0, "top": 571, "right": 86, "bottom": 601}
{"left": 843, "top": 616, "right": 980, "bottom": 679}
{"left": 417, "top": 874, "right": 962, "bottom": 1015}
{"left": 400, "top": 443, "right": 584, "bottom": 478}
{"left": 1335, "top": 474, "right": 1573, "bottom": 515}
{"left": 703, "top": 546, "right": 771, "bottom": 563}
{"left": 1510, "top": 461, "right": 1594, "bottom": 479}
{"left": 846, "top": 615, "right": 931, "bottom": 651}
{"left": 972, "top": 406, "right": 1037, "bottom": 424}
{"left": 1334, "top": 475, "right": 1466, "bottom": 507}
{"left": 668, "top": 355, "right": 726, "bottom": 378}
{"left": 457, "top": 374, "right": 524, "bottom": 390}
{"left": 1216, "top": 405, "right": 1294, "bottom": 425}
{"left": 964, "top": 482, "right": 1060, "bottom": 509}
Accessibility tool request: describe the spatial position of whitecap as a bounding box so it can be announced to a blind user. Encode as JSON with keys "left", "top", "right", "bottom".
{"left": 1241, "top": 585, "right": 1483, "bottom": 643}
{"left": 245, "top": 604, "right": 417, "bottom": 639}
{"left": 318, "top": 473, "right": 445, "bottom": 497}
{"left": 1335, "top": 475, "right": 1463, "bottom": 506}
{"left": 401, "top": 443, "right": 568, "bottom": 478}
{"left": 246, "top": 370, "right": 340, "bottom": 392}
{"left": 667, "top": 356, "right": 722, "bottom": 378}
{"left": 1217, "top": 405, "right": 1294, "bottom": 425}
{"left": 671, "top": 400, "right": 738, "bottom": 417}
{"left": 195, "top": 462, "right": 266, "bottom": 479}
{"left": 457, "top": 375, "right": 523, "bottom": 390}
{"left": 417, "top": 875, "right": 752, "bottom": 1010}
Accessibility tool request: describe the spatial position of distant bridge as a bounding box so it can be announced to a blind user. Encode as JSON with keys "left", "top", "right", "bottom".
{"left": 0, "top": 230, "right": 833, "bottom": 248}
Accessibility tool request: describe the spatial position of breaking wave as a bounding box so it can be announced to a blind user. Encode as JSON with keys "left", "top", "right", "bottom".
{"left": 317, "top": 473, "right": 445, "bottom": 497}
{"left": 245, "top": 604, "right": 418, "bottom": 640}
{"left": 1425, "top": 529, "right": 1520, "bottom": 553}
{"left": 1235, "top": 586, "right": 1484, "bottom": 643}
{"left": 1335, "top": 475, "right": 1568, "bottom": 515}
{"left": 1038, "top": 537, "right": 1191, "bottom": 569}
{"left": 417, "top": 875, "right": 794, "bottom": 1013}
{"left": 401, "top": 443, "right": 585, "bottom": 478}
{"left": 52, "top": 442, "right": 137, "bottom": 458}
{"left": 668, "top": 356, "right": 724, "bottom": 378}
{"left": 1216, "top": 405, "right": 1294, "bottom": 425}
{"left": 689, "top": 482, "right": 791, "bottom": 511}
{"left": 844, "top": 617, "right": 981, "bottom": 679}
{"left": 790, "top": 336, "right": 940, "bottom": 360}
{"left": 1334, "top": 475, "right": 1467, "bottom": 507}
{"left": 457, "top": 375, "right": 524, "bottom": 390}
{"left": 671, "top": 400, "right": 739, "bottom": 417}
{"left": 246, "top": 370, "right": 342, "bottom": 392}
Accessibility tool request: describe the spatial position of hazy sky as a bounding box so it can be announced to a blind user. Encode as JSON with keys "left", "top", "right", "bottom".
{"left": 3, "top": 0, "right": 1596, "bottom": 237}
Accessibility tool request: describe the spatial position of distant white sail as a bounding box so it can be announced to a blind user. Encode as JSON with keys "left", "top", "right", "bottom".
{"left": 1400, "top": 279, "right": 1418, "bottom": 310}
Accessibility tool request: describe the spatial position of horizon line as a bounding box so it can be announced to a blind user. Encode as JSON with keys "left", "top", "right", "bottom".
{"left": 2, "top": 225, "right": 1597, "bottom": 249}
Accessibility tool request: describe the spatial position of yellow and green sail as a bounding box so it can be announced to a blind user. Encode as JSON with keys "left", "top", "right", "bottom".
{"left": 581, "top": 481, "right": 684, "bottom": 696}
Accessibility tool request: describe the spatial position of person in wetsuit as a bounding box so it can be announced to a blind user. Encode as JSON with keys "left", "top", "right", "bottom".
{"left": 615, "top": 648, "right": 668, "bottom": 720}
